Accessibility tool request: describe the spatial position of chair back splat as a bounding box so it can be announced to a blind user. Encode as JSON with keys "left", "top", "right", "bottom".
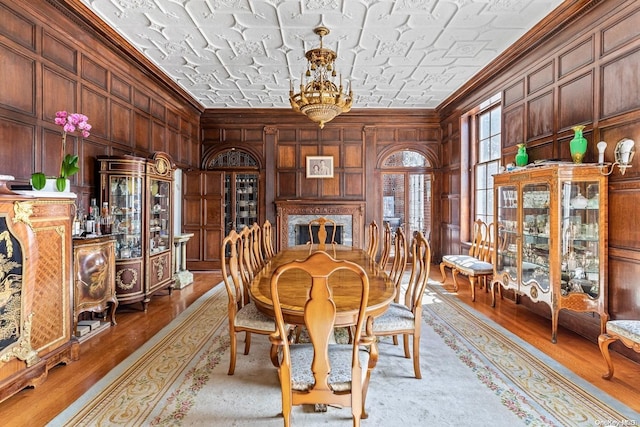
{"left": 307, "top": 217, "right": 337, "bottom": 252}
{"left": 366, "top": 220, "right": 379, "bottom": 261}
{"left": 269, "top": 250, "right": 378, "bottom": 426}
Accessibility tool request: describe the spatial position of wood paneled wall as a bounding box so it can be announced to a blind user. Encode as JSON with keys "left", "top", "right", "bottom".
{"left": 438, "top": 0, "right": 640, "bottom": 349}
{"left": 0, "top": 0, "right": 202, "bottom": 207}
{"left": 200, "top": 109, "right": 441, "bottom": 257}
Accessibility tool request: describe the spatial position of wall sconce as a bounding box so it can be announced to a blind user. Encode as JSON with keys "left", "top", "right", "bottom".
{"left": 597, "top": 138, "right": 635, "bottom": 175}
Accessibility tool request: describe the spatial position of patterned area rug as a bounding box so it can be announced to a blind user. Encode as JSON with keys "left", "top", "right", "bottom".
{"left": 49, "top": 281, "right": 638, "bottom": 426}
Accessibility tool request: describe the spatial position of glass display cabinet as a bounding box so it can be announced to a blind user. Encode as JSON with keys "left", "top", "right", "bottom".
{"left": 491, "top": 163, "right": 608, "bottom": 343}
{"left": 146, "top": 152, "right": 175, "bottom": 298}
{"left": 224, "top": 172, "right": 259, "bottom": 236}
{"left": 99, "top": 152, "right": 175, "bottom": 310}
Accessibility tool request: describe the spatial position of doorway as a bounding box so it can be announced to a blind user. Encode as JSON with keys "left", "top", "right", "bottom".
{"left": 381, "top": 150, "right": 432, "bottom": 241}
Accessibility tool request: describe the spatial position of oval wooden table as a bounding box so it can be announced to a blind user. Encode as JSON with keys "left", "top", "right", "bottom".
{"left": 250, "top": 245, "right": 395, "bottom": 326}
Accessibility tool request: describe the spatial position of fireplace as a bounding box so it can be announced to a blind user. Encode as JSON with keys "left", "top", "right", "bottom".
{"left": 275, "top": 200, "right": 366, "bottom": 250}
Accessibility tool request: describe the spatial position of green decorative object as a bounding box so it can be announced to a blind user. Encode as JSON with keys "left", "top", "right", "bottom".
{"left": 570, "top": 125, "right": 588, "bottom": 163}
{"left": 515, "top": 144, "right": 528, "bottom": 166}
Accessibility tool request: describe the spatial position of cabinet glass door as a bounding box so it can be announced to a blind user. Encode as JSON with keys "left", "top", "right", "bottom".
{"left": 149, "top": 178, "right": 171, "bottom": 254}
{"left": 109, "top": 176, "right": 143, "bottom": 259}
{"left": 496, "top": 185, "right": 519, "bottom": 281}
{"left": 521, "top": 183, "right": 551, "bottom": 292}
{"left": 561, "top": 181, "right": 600, "bottom": 297}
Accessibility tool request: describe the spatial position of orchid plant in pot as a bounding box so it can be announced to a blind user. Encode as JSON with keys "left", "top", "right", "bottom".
{"left": 31, "top": 111, "right": 91, "bottom": 192}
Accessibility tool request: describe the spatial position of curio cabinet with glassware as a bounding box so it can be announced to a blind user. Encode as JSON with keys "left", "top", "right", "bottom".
{"left": 98, "top": 152, "right": 175, "bottom": 310}
{"left": 491, "top": 163, "right": 608, "bottom": 343}
{"left": 224, "top": 172, "right": 259, "bottom": 236}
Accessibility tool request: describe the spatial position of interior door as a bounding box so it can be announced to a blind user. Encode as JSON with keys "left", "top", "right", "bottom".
{"left": 183, "top": 171, "right": 225, "bottom": 270}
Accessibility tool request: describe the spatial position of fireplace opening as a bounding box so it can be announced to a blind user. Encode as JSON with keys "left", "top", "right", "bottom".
{"left": 296, "top": 224, "right": 344, "bottom": 246}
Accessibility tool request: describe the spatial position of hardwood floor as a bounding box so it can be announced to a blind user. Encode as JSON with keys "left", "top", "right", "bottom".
{"left": 0, "top": 270, "right": 638, "bottom": 426}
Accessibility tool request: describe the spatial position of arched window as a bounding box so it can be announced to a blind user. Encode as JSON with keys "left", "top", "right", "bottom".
{"left": 206, "top": 149, "right": 257, "bottom": 169}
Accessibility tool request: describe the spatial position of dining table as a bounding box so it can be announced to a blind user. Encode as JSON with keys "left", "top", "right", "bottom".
{"left": 249, "top": 244, "right": 395, "bottom": 326}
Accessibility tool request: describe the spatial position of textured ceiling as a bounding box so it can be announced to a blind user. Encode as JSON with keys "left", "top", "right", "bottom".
{"left": 81, "top": 0, "right": 565, "bottom": 109}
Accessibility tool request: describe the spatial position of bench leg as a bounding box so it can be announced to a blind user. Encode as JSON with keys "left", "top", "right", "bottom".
{"left": 451, "top": 269, "right": 460, "bottom": 292}
{"left": 439, "top": 262, "right": 448, "bottom": 283}
{"left": 469, "top": 276, "right": 477, "bottom": 301}
{"left": 598, "top": 333, "right": 618, "bottom": 380}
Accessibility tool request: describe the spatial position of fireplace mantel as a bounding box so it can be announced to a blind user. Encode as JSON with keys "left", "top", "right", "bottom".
{"left": 275, "top": 200, "right": 366, "bottom": 250}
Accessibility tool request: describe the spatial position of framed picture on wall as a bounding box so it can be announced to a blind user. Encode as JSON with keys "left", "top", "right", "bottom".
{"left": 306, "top": 156, "right": 334, "bottom": 178}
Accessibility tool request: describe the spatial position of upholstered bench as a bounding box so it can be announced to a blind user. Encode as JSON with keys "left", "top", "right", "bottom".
{"left": 440, "top": 219, "right": 495, "bottom": 301}
{"left": 598, "top": 320, "right": 640, "bottom": 379}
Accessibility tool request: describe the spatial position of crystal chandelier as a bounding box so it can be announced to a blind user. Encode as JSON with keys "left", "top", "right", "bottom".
{"left": 289, "top": 27, "right": 353, "bottom": 129}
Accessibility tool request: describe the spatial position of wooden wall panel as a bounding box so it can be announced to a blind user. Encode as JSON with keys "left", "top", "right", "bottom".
{"left": 601, "top": 49, "right": 640, "bottom": 118}
{"left": 134, "top": 112, "right": 150, "bottom": 152}
{"left": 344, "top": 144, "right": 362, "bottom": 168}
{"left": 41, "top": 31, "right": 76, "bottom": 73}
{"left": 558, "top": 37, "right": 594, "bottom": 78}
{"left": 277, "top": 171, "right": 296, "bottom": 198}
{"left": 527, "top": 91, "right": 554, "bottom": 140}
{"left": 503, "top": 105, "right": 524, "bottom": 147}
{"left": 42, "top": 67, "right": 76, "bottom": 116}
{"left": 601, "top": 8, "right": 640, "bottom": 55}
{"left": 0, "top": 2, "right": 35, "bottom": 50}
{"left": 81, "top": 56, "right": 107, "bottom": 90}
{"left": 527, "top": 61, "right": 554, "bottom": 94}
{"left": 110, "top": 74, "right": 131, "bottom": 102}
{"left": 558, "top": 72, "right": 594, "bottom": 129}
{"left": 152, "top": 120, "right": 166, "bottom": 153}
{"left": 0, "top": 45, "right": 35, "bottom": 114}
{"left": 503, "top": 79, "right": 525, "bottom": 107}
{"left": 110, "top": 100, "right": 131, "bottom": 145}
{"left": 0, "top": 119, "right": 34, "bottom": 178}
{"left": 81, "top": 87, "right": 108, "bottom": 139}
{"left": 277, "top": 145, "right": 295, "bottom": 168}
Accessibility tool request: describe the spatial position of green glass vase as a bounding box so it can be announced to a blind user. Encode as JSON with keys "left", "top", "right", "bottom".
{"left": 515, "top": 144, "right": 528, "bottom": 166}
{"left": 570, "top": 125, "right": 588, "bottom": 163}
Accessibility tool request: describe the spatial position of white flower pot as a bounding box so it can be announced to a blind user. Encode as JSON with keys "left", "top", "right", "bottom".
{"left": 30, "top": 177, "right": 70, "bottom": 193}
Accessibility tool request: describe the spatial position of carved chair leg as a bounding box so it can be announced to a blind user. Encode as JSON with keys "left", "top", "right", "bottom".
{"left": 598, "top": 333, "right": 618, "bottom": 380}
{"left": 413, "top": 331, "right": 422, "bottom": 379}
{"left": 403, "top": 333, "right": 410, "bottom": 359}
{"left": 228, "top": 331, "right": 237, "bottom": 375}
{"left": 243, "top": 331, "right": 252, "bottom": 355}
{"left": 269, "top": 343, "right": 280, "bottom": 368}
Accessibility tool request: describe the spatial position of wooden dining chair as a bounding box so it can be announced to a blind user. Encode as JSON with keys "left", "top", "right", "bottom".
{"left": 250, "top": 222, "right": 266, "bottom": 270}
{"left": 269, "top": 251, "right": 378, "bottom": 427}
{"left": 262, "top": 219, "right": 276, "bottom": 260}
{"left": 365, "top": 220, "right": 379, "bottom": 261}
{"left": 378, "top": 222, "right": 392, "bottom": 269}
{"left": 221, "top": 229, "right": 280, "bottom": 375}
{"left": 372, "top": 231, "right": 430, "bottom": 379}
{"left": 307, "top": 217, "right": 337, "bottom": 251}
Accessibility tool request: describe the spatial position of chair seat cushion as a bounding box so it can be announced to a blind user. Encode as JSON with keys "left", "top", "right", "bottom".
{"left": 289, "top": 344, "right": 369, "bottom": 392}
{"left": 443, "top": 255, "right": 493, "bottom": 275}
{"left": 234, "top": 303, "right": 277, "bottom": 331}
{"left": 372, "top": 302, "right": 415, "bottom": 333}
{"left": 607, "top": 320, "right": 640, "bottom": 343}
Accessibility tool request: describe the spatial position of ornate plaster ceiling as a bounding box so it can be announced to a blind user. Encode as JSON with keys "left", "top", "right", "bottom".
{"left": 81, "top": 0, "right": 564, "bottom": 109}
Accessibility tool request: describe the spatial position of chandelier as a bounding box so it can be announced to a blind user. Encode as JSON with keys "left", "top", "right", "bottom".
{"left": 289, "top": 27, "right": 353, "bottom": 129}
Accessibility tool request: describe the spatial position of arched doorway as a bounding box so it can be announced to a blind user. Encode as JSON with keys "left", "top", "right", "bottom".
{"left": 381, "top": 150, "right": 433, "bottom": 240}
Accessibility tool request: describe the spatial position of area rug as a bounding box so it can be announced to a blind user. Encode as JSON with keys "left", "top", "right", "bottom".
{"left": 49, "top": 281, "right": 638, "bottom": 426}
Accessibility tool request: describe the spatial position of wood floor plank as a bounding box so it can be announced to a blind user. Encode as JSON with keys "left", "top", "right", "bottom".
{"left": 0, "top": 270, "right": 637, "bottom": 426}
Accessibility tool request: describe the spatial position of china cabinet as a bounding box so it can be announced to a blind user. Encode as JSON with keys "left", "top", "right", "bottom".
{"left": 0, "top": 178, "right": 78, "bottom": 402}
{"left": 224, "top": 172, "right": 259, "bottom": 236}
{"left": 491, "top": 163, "right": 608, "bottom": 343}
{"left": 98, "top": 152, "right": 175, "bottom": 310}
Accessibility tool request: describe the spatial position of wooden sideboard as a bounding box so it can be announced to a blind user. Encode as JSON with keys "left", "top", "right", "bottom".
{"left": 0, "top": 181, "right": 78, "bottom": 403}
